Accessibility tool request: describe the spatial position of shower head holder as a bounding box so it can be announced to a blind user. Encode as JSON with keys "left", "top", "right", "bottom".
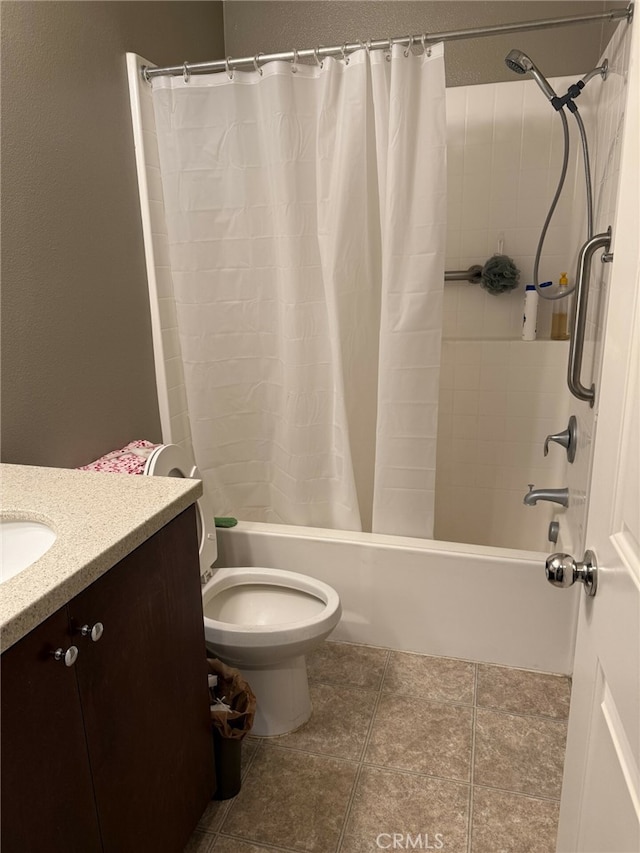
{"left": 549, "top": 60, "right": 609, "bottom": 113}
{"left": 551, "top": 80, "right": 585, "bottom": 113}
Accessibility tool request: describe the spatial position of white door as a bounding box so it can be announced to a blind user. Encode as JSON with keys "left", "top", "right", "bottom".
{"left": 556, "top": 22, "right": 640, "bottom": 853}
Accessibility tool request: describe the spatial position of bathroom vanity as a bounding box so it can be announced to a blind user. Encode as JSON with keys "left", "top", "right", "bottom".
{"left": 0, "top": 464, "right": 215, "bottom": 853}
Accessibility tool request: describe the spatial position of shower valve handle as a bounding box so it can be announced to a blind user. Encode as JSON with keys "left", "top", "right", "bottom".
{"left": 544, "top": 415, "right": 577, "bottom": 463}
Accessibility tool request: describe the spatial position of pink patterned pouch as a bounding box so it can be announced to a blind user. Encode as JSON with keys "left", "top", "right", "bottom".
{"left": 77, "top": 439, "right": 160, "bottom": 475}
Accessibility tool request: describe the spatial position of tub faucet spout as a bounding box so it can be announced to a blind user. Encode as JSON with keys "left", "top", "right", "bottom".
{"left": 524, "top": 485, "right": 569, "bottom": 507}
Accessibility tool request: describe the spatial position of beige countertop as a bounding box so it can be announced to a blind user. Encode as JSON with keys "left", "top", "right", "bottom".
{"left": 0, "top": 464, "right": 202, "bottom": 652}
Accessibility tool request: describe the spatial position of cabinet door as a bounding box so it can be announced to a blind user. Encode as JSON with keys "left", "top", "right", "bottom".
{"left": 69, "top": 507, "right": 214, "bottom": 853}
{"left": 0, "top": 606, "right": 102, "bottom": 853}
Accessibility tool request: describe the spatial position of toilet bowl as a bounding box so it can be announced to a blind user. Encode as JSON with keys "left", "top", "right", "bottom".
{"left": 202, "top": 567, "right": 341, "bottom": 736}
{"left": 145, "top": 444, "right": 342, "bottom": 737}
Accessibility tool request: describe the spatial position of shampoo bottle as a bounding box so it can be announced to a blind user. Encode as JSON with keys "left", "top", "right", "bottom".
{"left": 522, "top": 285, "right": 538, "bottom": 341}
{"left": 522, "top": 282, "right": 551, "bottom": 341}
{"left": 551, "top": 272, "right": 571, "bottom": 340}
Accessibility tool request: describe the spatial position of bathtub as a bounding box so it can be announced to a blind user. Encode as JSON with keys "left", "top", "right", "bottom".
{"left": 215, "top": 521, "right": 579, "bottom": 675}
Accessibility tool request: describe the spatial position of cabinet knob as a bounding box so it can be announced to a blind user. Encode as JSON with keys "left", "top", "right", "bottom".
{"left": 79, "top": 622, "right": 104, "bottom": 643}
{"left": 52, "top": 646, "right": 79, "bottom": 667}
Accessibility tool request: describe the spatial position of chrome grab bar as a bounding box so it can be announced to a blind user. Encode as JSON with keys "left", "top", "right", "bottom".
{"left": 445, "top": 265, "right": 483, "bottom": 283}
{"left": 568, "top": 227, "right": 612, "bottom": 407}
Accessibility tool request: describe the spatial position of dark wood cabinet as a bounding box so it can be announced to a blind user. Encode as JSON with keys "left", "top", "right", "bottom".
{"left": 1, "top": 506, "right": 215, "bottom": 853}
{"left": 0, "top": 606, "right": 102, "bottom": 853}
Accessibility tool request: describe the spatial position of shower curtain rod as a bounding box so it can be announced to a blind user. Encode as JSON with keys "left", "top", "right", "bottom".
{"left": 143, "top": 4, "right": 632, "bottom": 79}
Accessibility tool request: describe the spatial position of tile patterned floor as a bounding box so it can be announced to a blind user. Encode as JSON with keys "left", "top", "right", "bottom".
{"left": 186, "top": 641, "right": 571, "bottom": 853}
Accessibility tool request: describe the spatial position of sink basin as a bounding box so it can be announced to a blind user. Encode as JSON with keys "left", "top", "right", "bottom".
{"left": 0, "top": 519, "right": 57, "bottom": 583}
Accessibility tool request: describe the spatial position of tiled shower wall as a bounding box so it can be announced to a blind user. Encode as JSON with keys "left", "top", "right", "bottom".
{"left": 435, "top": 74, "right": 587, "bottom": 550}
{"left": 435, "top": 339, "right": 571, "bottom": 550}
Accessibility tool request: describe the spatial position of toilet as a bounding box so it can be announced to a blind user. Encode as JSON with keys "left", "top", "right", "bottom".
{"left": 144, "top": 444, "right": 342, "bottom": 737}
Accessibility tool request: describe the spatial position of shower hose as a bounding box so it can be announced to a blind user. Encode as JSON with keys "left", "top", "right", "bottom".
{"left": 533, "top": 105, "right": 594, "bottom": 300}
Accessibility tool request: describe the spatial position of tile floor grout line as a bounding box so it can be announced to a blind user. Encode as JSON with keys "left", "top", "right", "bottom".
{"left": 467, "top": 664, "right": 479, "bottom": 853}
{"left": 258, "top": 741, "right": 362, "bottom": 766}
{"left": 327, "top": 640, "right": 571, "bottom": 679}
{"left": 308, "top": 684, "right": 568, "bottom": 722}
{"left": 358, "top": 647, "right": 392, "bottom": 762}
{"left": 471, "top": 781, "right": 563, "bottom": 803}
{"left": 473, "top": 705, "right": 570, "bottom": 724}
{"left": 216, "top": 830, "right": 302, "bottom": 852}
{"left": 359, "top": 760, "right": 472, "bottom": 787}
{"left": 334, "top": 764, "right": 365, "bottom": 853}
{"left": 333, "top": 648, "right": 392, "bottom": 853}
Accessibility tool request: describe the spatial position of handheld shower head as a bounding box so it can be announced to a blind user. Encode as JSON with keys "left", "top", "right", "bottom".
{"left": 505, "top": 49, "right": 531, "bottom": 75}
{"left": 505, "top": 49, "right": 558, "bottom": 101}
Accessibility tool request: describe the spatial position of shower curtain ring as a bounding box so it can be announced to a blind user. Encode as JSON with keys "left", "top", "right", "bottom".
{"left": 404, "top": 35, "right": 414, "bottom": 58}
{"left": 291, "top": 48, "right": 299, "bottom": 73}
{"left": 253, "top": 52, "right": 264, "bottom": 75}
{"left": 420, "top": 33, "right": 432, "bottom": 57}
{"left": 385, "top": 37, "right": 393, "bottom": 61}
{"left": 182, "top": 61, "right": 191, "bottom": 83}
{"left": 341, "top": 43, "right": 350, "bottom": 64}
{"left": 365, "top": 39, "right": 372, "bottom": 53}
{"left": 225, "top": 56, "right": 234, "bottom": 80}
{"left": 313, "top": 46, "right": 324, "bottom": 69}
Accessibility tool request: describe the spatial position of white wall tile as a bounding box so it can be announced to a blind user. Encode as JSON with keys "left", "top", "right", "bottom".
{"left": 435, "top": 340, "right": 573, "bottom": 550}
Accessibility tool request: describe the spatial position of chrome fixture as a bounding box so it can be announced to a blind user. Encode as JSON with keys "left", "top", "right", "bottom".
{"left": 504, "top": 47, "right": 617, "bottom": 405}
{"left": 503, "top": 48, "right": 606, "bottom": 305}
{"left": 582, "top": 59, "right": 609, "bottom": 85}
{"left": 504, "top": 50, "right": 558, "bottom": 100}
{"left": 548, "top": 521, "right": 560, "bottom": 544}
{"left": 143, "top": 6, "right": 632, "bottom": 80}
{"left": 544, "top": 415, "right": 577, "bottom": 462}
{"left": 51, "top": 646, "right": 79, "bottom": 667}
{"left": 545, "top": 550, "right": 598, "bottom": 596}
{"left": 445, "top": 265, "right": 483, "bottom": 283}
{"left": 78, "top": 622, "right": 104, "bottom": 642}
{"left": 569, "top": 229, "right": 612, "bottom": 406}
{"left": 524, "top": 485, "right": 569, "bottom": 507}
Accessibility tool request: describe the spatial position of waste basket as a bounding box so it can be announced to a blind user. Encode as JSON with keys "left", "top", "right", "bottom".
{"left": 206, "top": 658, "right": 256, "bottom": 799}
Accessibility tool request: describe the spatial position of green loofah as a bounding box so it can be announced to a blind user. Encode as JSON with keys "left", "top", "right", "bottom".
{"left": 215, "top": 517, "right": 238, "bottom": 528}
{"left": 480, "top": 254, "right": 520, "bottom": 295}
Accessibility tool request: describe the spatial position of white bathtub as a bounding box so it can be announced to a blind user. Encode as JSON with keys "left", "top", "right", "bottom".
{"left": 215, "top": 521, "right": 579, "bottom": 675}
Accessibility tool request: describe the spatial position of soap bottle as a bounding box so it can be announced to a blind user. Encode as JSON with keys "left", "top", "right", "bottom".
{"left": 522, "top": 284, "right": 538, "bottom": 341}
{"left": 551, "top": 272, "right": 571, "bottom": 340}
{"left": 522, "top": 282, "right": 552, "bottom": 341}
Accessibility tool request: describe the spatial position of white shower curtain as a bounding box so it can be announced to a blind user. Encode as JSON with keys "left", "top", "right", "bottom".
{"left": 151, "top": 43, "right": 446, "bottom": 538}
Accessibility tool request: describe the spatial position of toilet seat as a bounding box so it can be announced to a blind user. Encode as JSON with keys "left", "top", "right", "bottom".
{"left": 202, "top": 567, "right": 340, "bottom": 645}
{"left": 144, "top": 444, "right": 217, "bottom": 574}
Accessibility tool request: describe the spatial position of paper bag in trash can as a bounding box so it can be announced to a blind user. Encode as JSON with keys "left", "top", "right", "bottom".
{"left": 207, "top": 658, "right": 256, "bottom": 739}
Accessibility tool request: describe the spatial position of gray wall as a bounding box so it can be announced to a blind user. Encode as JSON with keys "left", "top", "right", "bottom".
{"left": 224, "top": 1, "right": 626, "bottom": 85}
{"left": 1, "top": 1, "right": 224, "bottom": 468}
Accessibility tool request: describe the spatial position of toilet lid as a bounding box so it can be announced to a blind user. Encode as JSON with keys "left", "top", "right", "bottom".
{"left": 144, "top": 444, "right": 218, "bottom": 574}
